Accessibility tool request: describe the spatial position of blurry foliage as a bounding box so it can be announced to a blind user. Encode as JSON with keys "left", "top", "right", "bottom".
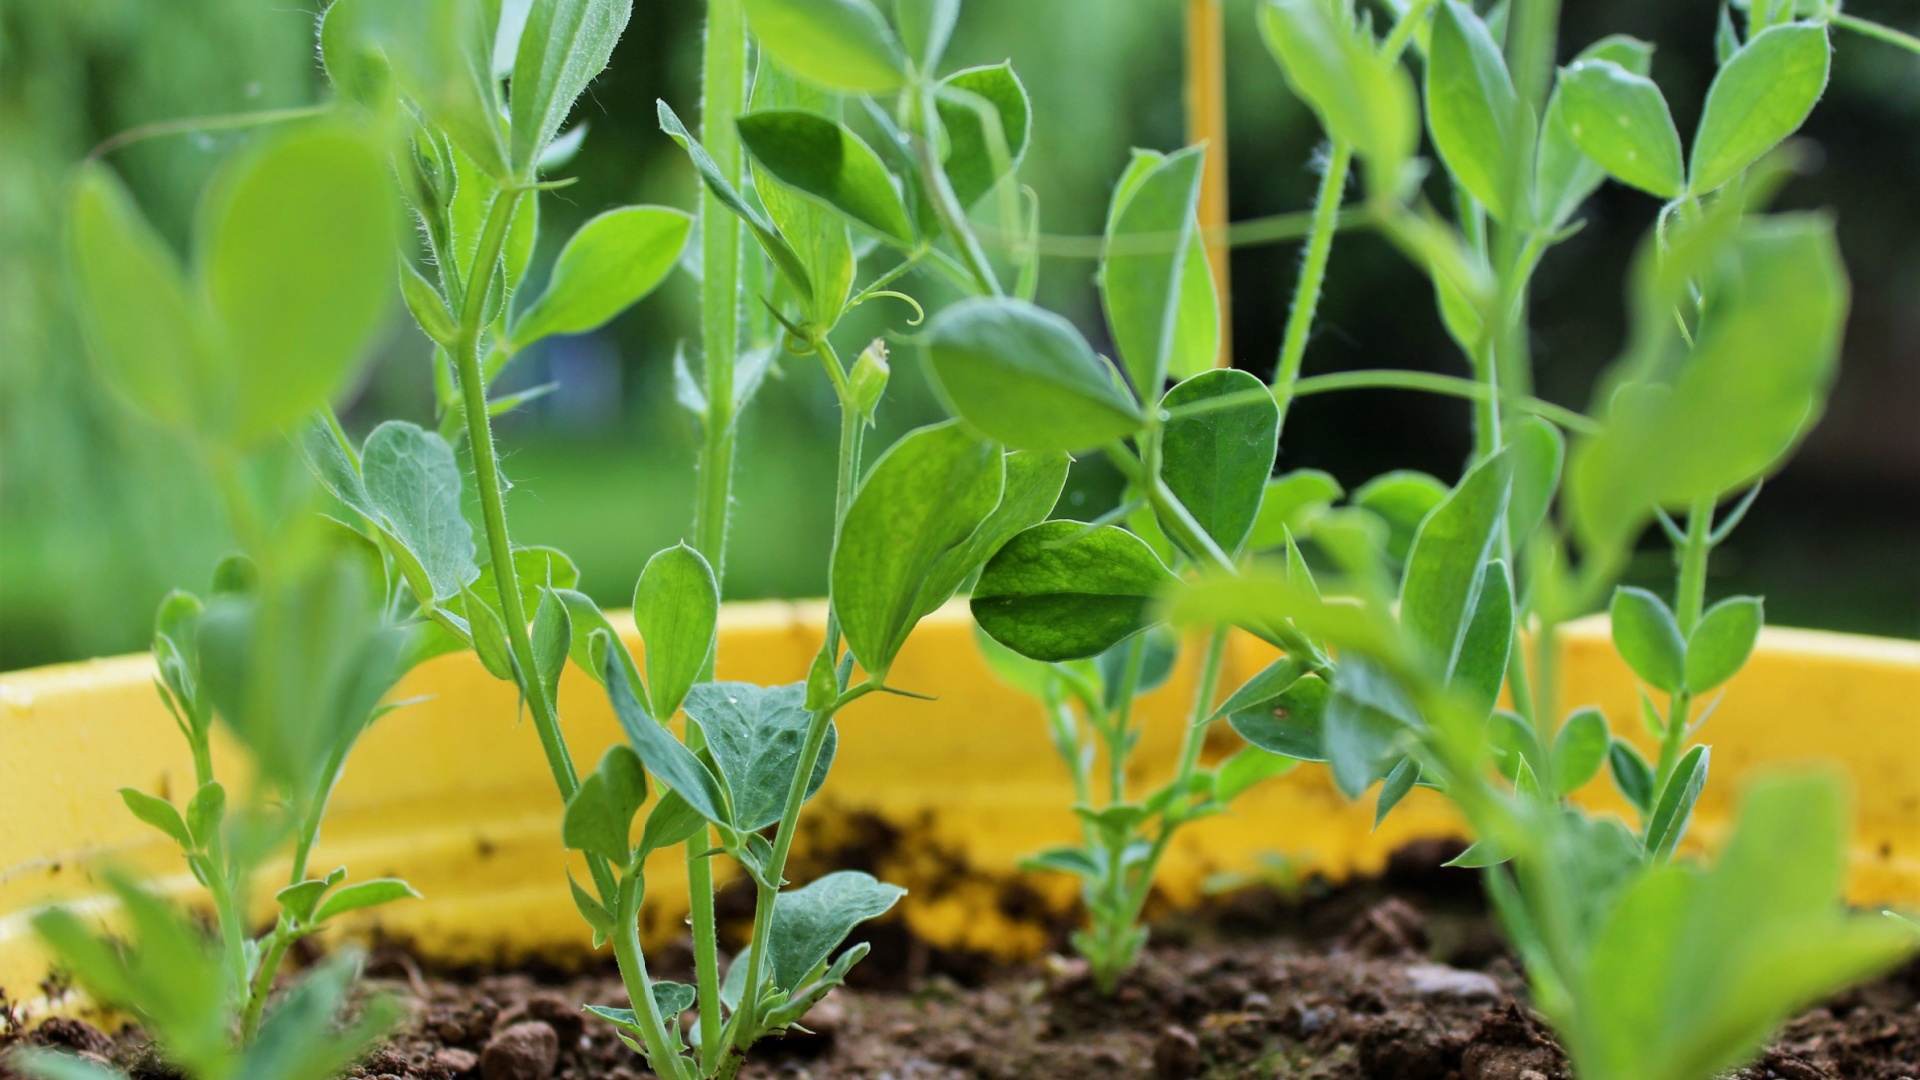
{"left": 3, "top": 0, "right": 1916, "bottom": 670}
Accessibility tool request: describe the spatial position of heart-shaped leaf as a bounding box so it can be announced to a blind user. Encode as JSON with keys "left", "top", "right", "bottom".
{"left": 971, "top": 521, "right": 1178, "bottom": 663}
{"left": 1158, "top": 369, "right": 1280, "bottom": 557}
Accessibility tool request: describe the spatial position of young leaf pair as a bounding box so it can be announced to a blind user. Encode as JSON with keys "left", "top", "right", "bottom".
{"left": 39, "top": 107, "right": 427, "bottom": 1073}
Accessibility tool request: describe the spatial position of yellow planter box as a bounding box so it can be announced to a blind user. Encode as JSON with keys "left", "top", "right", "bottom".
{"left": 3, "top": 601, "right": 1916, "bottom": 1015}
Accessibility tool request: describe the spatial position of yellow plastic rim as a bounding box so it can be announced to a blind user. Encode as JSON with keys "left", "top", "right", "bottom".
{"left": 3, "top": 601, "right": 1916, "bottom": 1015}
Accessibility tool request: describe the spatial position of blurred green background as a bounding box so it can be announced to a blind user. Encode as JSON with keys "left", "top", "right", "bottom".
{"left": 3, "top": 0, "right": 1917, "bottom": 671}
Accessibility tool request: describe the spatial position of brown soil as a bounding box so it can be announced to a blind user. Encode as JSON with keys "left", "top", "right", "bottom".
{"left": 5, "top": 845, "right": 1917, "bottom": 1080}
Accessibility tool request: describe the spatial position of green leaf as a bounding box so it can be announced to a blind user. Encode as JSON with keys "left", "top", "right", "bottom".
{"left": 747, "top": 58, "right": 855, "bottom": 329}
{"left": 1158, "top": 369, "right": 1280, "bottom": 557}
{"left": 328, "top": 0, "right": 506, "bottom": 177}
{"left": 238, "top": 952, "right": 402, "bottom": 1080}
{"left": 508, "top": 0, "right": 632, "bottom": 176}
{"left": 1558, "top": 58, "right": 1685, "bottom": 199}
{"left": 1375, "top": 757, "right": 1421, "bottom": 826}
{"left": 1645, "top": 744, "right": 1709, "bottom": 860}
{"left": 1569, "top": 215, "right": 1846, "bottom": 554}
{"left": 1611, "top": 587, "right": 1686, "bottom": 694}
{"left": 556, "top": 589, "right": 640, "bottom": 687}
{"left": 1536, "top": 35, "right": 1656, "bottom": 227}
{"left": 600, "top": 637, "right": 733, "bottom": 829}
{"left": 1248, "top": 470, "right": 1344, "bottom": 550}
{"left": 119, "top": 789, "right": 192, "bottom": 850}
{"left": 1608, "top": 737, "right": 1657, "bottom": 813}
{"left": 1551, "top": 707, "right": 1610, "bottom": 797}
{"left": 633, "top": 544, "right": 719, "bottom": 719}
{"left": 893, "top": 0, "right": 957, "bottom": 69}
{"left": 1686, "top": 596, "right": 1762, "bottom": 693}
{"left": 1102, "top": 147, "right": 1205, "bottom": 397}
{"left": 741, "top": 0, "right": 908, "bottom": 93}
{"left": 935, "top": 64, "right": 1031, "bottom": 207}
{"left": 1400, "top": 450, "right": 1513, "bottom": 679}
{"left": 738, "top": 110, "right": 914, "bottom": 245}
{"left": 400, "top": 261, "right": 457, "bottom": 345}
{"left": 911, "top": 449, "right": 1070, "bottom": 626}
{"left": 510, "top": 206, "right": 691, "bottom": 347}
{"left": 1353, "top": 470, "right": 1448, "bottom": 566}
{"left": 1451, "top": 559, "right": 1514, "bottom": 721}
{"left": 469, "top": 546, "right": 581, "bottom": 626}
{"left": 1021, "top": 846, "right": 1102, "bottom": 879}
{"left": 563, "top": 744, "right": 649, "bottom": 862}
{"left": 683, "top": 681, "right": 835, "bottom": 832}
{"left": 971, "top": 521, "right": 1178, "bottom": 663}
{"left": 1506, "top": 416, "right": 1565, "bottom": 550}
{"left": 311, "top": 878, "right": 421, "bottom": 924}
{"left": 1324, "top": 658, "right": 1418, "bottom": 798}
{"left": 832, "top": 422, "right": 1004, "bottom": 679}
{"left": 185, "top": 782, "right": 225, "bottom": 849}
{"left": 67, "top": 165, "right": 217, "bottom": 433}
{"left": 638, "top": 789, "right": 708, "bottom": 857}
{"left": 924, "top": 297, "right": 1144, "bottom": 451}
{"left": 1427, "top": 0, "right": 1534, "bottom": 222}
{"left": 361, "top": 421, "right": 479, "bottom": 603}
{"left": 1214, "top": 655, "right": 1315, "bottom": 720}
{"left": 1216, "top": 745, "right": 1300, "bottom": 804}
{"left": 464, "top": 589, "right": 514, "bottom": 681}
{"left": 200, "top": 121, "right": 397, "bottom": 446}
{"left": 1688, "top": 22, "right": 1829, "bottom": 195}
{"left": 769, "top": 871, "right": 907, "bottom": 992}
{"left": 1228, "top": 670, "right": 1332, "bottom": 763}
{"left": 657, "top": 100, "right": 815, "bottom": 305}
{"left": 276, "top": 879, "right": 332, "bottom": 924}
{"left": 1257, "top": 0, "right": 1416, "bottom": 188}
{"left": 531, "top": 587, "right": 571, "bottom": 704}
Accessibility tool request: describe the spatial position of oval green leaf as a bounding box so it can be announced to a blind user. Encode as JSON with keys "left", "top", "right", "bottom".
{"left": 935, "top": 63, "right": 1032, "bottom": 207}
{"left": 1102, "top": 146, "right": 1205, "bottom": 397}
{"left": 1158, "top": 369, "right": 1280, "bottom": 557}
{"left": 633, "top": 543, "right": 719, "bottom": 720}
{"left": 1559, "top": 58, "right": 1685, "bottom": 199}
{"left": 741, "top": 0, "right": 908, "bottom": 93}
{"left": 1689, "top": 23, "right": 1829, "bottom": 195}
{"left": 738, "top": 109, "right": 913, "bottom": 245}
{"left": 1427, "top": 0, "right": 1534, "bottom": 222}
{"left": 1686, "top": 595, "right": 1763, "bottom": 692}
{"left": 201, "top": 121, "right": 397, "bottom": 446}
{"left": 971, "top": 521, "right": 1178, "bottom": 663}
{"left": 831, "top": 422, "right": 1004, "bottom": 679}
{"left": 924, "top": 297, "right": 1144, "bottom": 452}
{"left": 510, "top": 206, "right": 691, "bottom": 347}
{"left": 1610, "top": 586, "right": 1686, "bottom": 694}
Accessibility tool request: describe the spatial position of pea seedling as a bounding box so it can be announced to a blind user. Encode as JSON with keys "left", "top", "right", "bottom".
{"left": 311, "top": 0, "right": 1069, "bottom": 1076}
{"left": 922, "top": 0, "right": 1918, "bottom": 1075}
{"left": 23, "top": 117, "right": 421, "bottom": 1073}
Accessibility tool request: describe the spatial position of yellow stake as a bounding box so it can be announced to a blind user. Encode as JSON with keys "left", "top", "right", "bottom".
{"left": 1185, "top": 0, "right": 1232, "bottom": 367}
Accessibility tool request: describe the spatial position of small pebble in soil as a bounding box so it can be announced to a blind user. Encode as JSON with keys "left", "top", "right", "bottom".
{"left": 480, "top": 1020, "right": 558, "bottom": 1080}
{"left": 1152, "top": 1024, "right": 1200, "bottom": 1080}
{"left": 1404, "top": 962, "right": 1503, "bottom": 1002}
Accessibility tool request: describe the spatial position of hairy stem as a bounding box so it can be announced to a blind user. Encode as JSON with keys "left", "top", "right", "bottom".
{"left": 1120, "top": 629, "right": 1229, "bottom": 920}
{"left": 1272, "top": 140, "right": 1352, "bottom": 430}
{"left": 1833, "top": 12, "right": 1920, "bottom": 55}
{"left": 613, "top": 867, "right": 697, "bottom": 1080}
{"left": 687, "top": 4, "right": 748, "bottom": 1067}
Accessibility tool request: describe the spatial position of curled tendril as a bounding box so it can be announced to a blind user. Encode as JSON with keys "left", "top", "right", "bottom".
{"left": 852, "top": 290, "right": 925, "bottom": 326}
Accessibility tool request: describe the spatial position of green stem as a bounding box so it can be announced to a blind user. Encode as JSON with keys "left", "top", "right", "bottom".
{"left": 1657, "top": 497, "right": 1714, "bottom": 782}
{"left": 720, "top": 686, "right": 876, "bottom": 1075}
{"left": 1272, "top": 140, "right": 1352, "bottom": 432}
{"left": 1674, "top": 496, "right": 1714, "bottom": 637}
{"left": 1101, "top": 444, "right": 1236, "bottom": 576}
{"left": 913, "top": 82, "right": 1001, "bottom": 296}
{"left": 1289, "top": 370, "right": 1595, "bottom": 433}
{"left": 687, "top": 8, "right": 747, "bottom": 1067}
{"left": 1383, "top": 0, "right": 1443, "bottom": 58}
{"left": 1832, "top": 12, "right": 1920, "bottom": 56}
{"left": 1504, "top": 0, "right": 1563, "bottom": 116}
{"left": 87, "top": 104, "right": 331, "bottom": 163}
{"left": 694, "top": 0, "right": 747, "bottom": 585}
{"left": 1105, "top": 637, "right": 1148, "bottom": 805}
{"left": 613, "top": 868, "right": 697, "bottom": 1080}
{"left": 1119, "top": 629, "right": 1228, "bottom": 923}
{"left": 239, "top": 926, "right": 292, "bottom": 1039}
